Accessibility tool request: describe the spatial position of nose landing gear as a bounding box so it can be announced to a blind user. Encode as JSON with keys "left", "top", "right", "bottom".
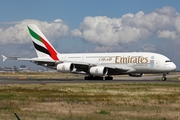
{"left": 161, "top": 74, "right": 167, "bottom": 81}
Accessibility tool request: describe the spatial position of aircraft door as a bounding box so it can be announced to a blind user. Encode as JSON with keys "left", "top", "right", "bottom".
{"left": 156, "top": 61, "right": 160, "bottom": 67}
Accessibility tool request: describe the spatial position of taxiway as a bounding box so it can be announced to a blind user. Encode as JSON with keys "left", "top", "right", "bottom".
{"left": 0, "top": 75, "right": 179, "bottom": 84}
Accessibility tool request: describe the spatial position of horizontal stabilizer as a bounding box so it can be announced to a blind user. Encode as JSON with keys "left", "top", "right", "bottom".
{"left": 2, "top": 55, "right": 59, "bottom": 63}
{"left": 2, "top": 55, "right": 19, "bottom": 62}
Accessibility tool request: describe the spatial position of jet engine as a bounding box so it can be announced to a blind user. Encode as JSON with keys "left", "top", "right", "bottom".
{"left": 129, "top": 73, "right": 143, "bottom": 77}
{"left": 57, "top": 63, "right": 74, "bottom": 72}
{"left": 89, "top": 66, "right": 108, "bottom": 76}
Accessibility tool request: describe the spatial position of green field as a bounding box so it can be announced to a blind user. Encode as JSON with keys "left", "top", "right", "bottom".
{"left": 0, "top": 82, "right": 180, "bottom": 120}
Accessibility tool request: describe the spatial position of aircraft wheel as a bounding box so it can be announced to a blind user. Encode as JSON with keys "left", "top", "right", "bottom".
{"left": 84, "top": 76, "right": 89, "bottom": 80}
{"left": 96, "top": 76, "right": 103, "bottom": 80}
{"left": 161, "top": 77, "right": 167, "bottom": 81}
{"left": 105, "top": 76, "right": 113, "bottom": 80}
{"left": 100, "top": 77, "right": 104, "bottom": 80}
{"left": 84, "top": 76, "right": 93, "bottom": 80}
{"left": 84, "top": 76, "right": 104, "bottom": 80}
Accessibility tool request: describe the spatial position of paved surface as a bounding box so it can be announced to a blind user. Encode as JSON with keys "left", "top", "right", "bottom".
{"left": 0, "top": 75, "right": 179, "bottom": 84}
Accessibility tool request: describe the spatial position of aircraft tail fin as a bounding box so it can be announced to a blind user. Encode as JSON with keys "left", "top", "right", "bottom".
{"left": 27, "top": 24, "right": 59, "bottom": 60}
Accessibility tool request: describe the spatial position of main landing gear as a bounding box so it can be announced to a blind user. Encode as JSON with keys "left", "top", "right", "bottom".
{"left": 161, "top": 74, "right": 167, "bottom": 81}
{"left": 84, "top": 76, "right": 113, "bottom": 80}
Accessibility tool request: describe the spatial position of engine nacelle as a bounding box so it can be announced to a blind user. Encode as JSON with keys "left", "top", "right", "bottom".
{"left": 129, "top": 73, "right": 143, "bottom": 77}
{"left": 57, "top": 63, "right": 74, "bottom": 72}
{"left": 89, "top": 66, "right": 108, "bottom": 76}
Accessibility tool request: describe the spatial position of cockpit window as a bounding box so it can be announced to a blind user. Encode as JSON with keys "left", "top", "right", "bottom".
{"left": 165, "top": 60, "right": 171, "bottom": 62}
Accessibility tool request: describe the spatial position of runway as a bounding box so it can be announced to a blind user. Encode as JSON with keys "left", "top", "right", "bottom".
{"left": 0, "top": 75, "right": 180, "bottom": 84}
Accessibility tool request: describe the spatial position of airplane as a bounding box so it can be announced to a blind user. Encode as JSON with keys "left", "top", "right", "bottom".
{"left": 2, "top": 24, "right": 176, "bottom": 81}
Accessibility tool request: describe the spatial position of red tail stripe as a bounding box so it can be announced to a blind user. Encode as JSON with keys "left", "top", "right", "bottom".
{"left": 40, "top": 36, "right": 59, "bottom": 60}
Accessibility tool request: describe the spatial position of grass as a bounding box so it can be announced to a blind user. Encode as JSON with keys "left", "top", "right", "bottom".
{"left": 98, "top": 110, "right": 110, "bottom": 115}
{"left": 0, "top": 72, "right": 83, "bottom": 79}
{"left": 0, "top": 82, "right": 180, "bottom": 120}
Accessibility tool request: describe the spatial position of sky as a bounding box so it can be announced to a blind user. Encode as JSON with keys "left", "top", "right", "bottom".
{"left": 1, "top": 0, "right": 180, "bottom": 69}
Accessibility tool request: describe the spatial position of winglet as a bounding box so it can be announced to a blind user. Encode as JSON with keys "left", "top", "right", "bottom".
{"left": 2, "top": 55, "right": 7, "bottom": 62}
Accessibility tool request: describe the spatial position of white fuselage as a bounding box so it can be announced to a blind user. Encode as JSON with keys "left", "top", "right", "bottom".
{"left": 57, "top": 52, "right": 176, "bottom": 74}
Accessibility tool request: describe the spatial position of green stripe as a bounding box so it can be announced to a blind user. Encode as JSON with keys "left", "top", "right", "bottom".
{"left": 28, "top": 26, "right": 42, "bottom": 43}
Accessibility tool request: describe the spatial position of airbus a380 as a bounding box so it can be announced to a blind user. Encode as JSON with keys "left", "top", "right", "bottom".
{"left": 2, "top": 24, "right": 176, "bottom": 81}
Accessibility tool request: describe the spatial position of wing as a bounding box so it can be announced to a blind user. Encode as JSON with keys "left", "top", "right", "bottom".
{"left": 71, "top": 62, "right": 135, "bottom": 75}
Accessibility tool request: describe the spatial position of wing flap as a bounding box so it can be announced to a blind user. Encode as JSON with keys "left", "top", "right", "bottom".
{"left": 103, "top": 64, "right": 136, "bottom": 72}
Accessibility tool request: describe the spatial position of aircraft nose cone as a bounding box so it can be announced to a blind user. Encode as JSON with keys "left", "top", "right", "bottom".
{"left": 165, "top": 62, "right": 176, "bottom": 71}
{"left": 170, "top": 62, "right": 176, "bottom": 71}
